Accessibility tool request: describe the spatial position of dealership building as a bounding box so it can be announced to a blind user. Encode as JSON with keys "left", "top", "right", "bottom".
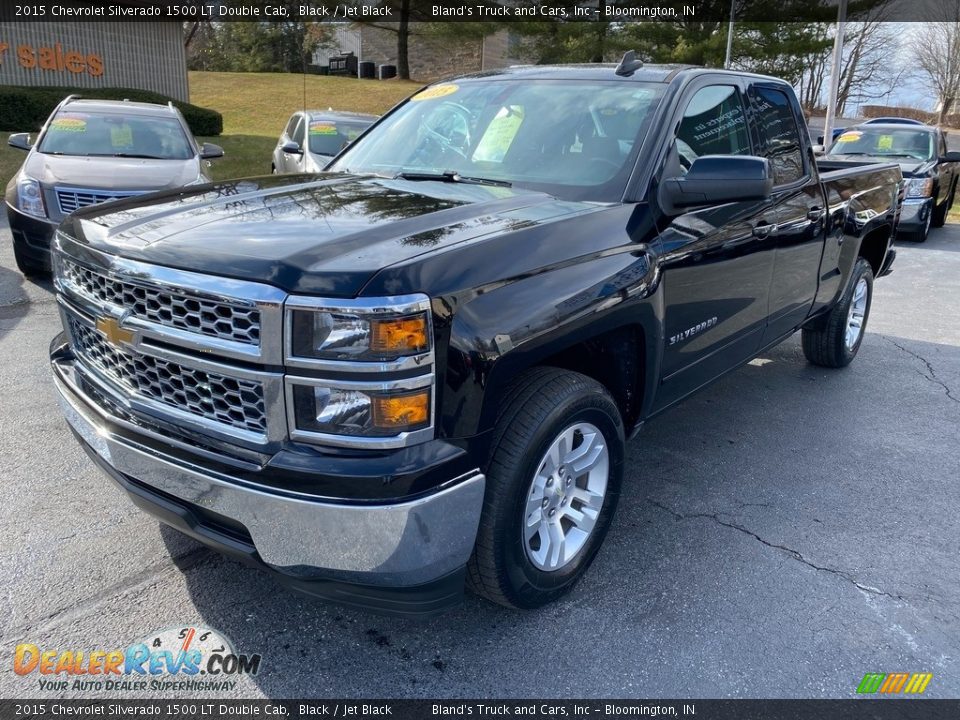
{"left": 0, "top": 21, "right": 189, "bottom": 101}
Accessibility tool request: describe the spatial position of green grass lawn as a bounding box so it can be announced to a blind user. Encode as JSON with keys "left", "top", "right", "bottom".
{"left": 0, "top": 71, "right": 422, "bottom": 189}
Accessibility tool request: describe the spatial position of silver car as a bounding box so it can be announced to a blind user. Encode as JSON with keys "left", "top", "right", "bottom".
{"left": 271, "top": 110, "right": 377, "bottom": 174}
{"left": 5, "top": 96, "right": 223, "bottom": 276}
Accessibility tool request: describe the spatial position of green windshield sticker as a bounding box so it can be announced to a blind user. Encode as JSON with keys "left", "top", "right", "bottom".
{"left": 51, "top": 117, "right": 86, "bottom": 132}
{"left": 110, "top": 125, "right": 133, "bottom": 148}
{"left": 877, "top": 134, "right": 893, "bottom": 150}
{"left": 473, "top": 106, "right": 524, "bottom": 163}
{"left": 309, "top": 122, "right": 338, "bottom": 135}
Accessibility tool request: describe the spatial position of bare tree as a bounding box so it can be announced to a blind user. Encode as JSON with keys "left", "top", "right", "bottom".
{"left": 914, "top": 8, "right": 960, "bottom": 124}
{"left": 835, "top": 19, "right": 903, "bottom": 117}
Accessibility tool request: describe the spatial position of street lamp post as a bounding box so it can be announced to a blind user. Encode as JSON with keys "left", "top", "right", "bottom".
{"left": 724, "top": 0, "right": 735, "bottom": 69}
{"left": 822, "top": 0, "right": 848, "bottom": 147}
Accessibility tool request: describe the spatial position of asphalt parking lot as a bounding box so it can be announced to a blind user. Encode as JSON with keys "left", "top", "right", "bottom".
{"left": 0, "top": 218, "right": 958, "bottom": 699}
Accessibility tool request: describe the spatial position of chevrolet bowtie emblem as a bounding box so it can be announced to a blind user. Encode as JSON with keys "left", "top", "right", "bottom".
{"left": 95, "top": 316, "right": 135, "bottom": 346}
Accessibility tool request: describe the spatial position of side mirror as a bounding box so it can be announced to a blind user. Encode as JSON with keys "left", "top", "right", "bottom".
{"left": 199, "top": 142, "right": 224, "bottom": 160}
{"left": 281, "top": 141, "right": 303, "bottom": 155}
{"left": 662, "top": 155, "right": 773, "bottom": 209}
{"left": 8, "top": 133, "right": 32, "bottom": 151}
{"left": 812, "top": 144, "right": 826, "bottom": 156}
{"left": 816, "top": 135, "right": 825, "bottom": 145}
{"left": 938, "top": 151, "right": 960, "bottom": 163}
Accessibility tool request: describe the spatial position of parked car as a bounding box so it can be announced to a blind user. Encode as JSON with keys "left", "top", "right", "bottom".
{"left": 271, "top": 110, "right": 377, "bottom": 174}
{"left": 5, "top": 96, "right": 223, "bottom": 276}
{"left": 825, "top": 117, "right": 928, "bottom": 144}
{"left": 863, "top": 117, "right": 927, "bottom": 126}
{"left": 825, "top": 123, "right": 960, "bottom": 241}
{"left": 50, "top": 61, "right": 902, "bottom": 616}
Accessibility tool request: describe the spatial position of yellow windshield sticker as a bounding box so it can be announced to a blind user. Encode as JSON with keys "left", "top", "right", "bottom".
{"left": 411, "top": 84, "right": 459, "bottom": 102}
{"left": 110, "top": 125, "right": 133, "bottom": 148}
{"left": 837, "top": 131, "right": 861, "bottom": 142}
{"left": 473, "top": 106, "right": 524, "bottom": 163}
{"left": 877, "top": 134, "right": 893, "bottom": 150}
{"left": 309, "top": 122, "right": 337, "bottom": 135}
{"left": 51, "top": 117, "right": 86, "bottom": 132}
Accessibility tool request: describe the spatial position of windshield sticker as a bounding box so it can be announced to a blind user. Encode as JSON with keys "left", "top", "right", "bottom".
{"left": 473, "top": 106, "right": 524, "bottom": 163}
{"left": 309, "top": 122, "right": 338, "bottom": 135}
{"left": 50, "top": 117, "right": 86, "bottom": 132}
{"left": 877, "top": 134, "right": 894, "bottom": 150}
{"left": 110, "top": 125, "right": 134, "bottom": 148}
{"left": 411, "top": 84, "right": 459, "bottom": 102}
{"left": 837, "top": 131, "right": 862, "bottom": 142}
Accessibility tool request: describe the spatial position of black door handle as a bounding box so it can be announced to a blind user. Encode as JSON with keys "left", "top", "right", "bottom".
{"left": 752, "top": 222, "right": 776, "bottom": 239}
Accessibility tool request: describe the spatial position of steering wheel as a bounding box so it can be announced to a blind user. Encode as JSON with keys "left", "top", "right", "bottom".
{"left": 420, "top": 103, "right": 473, "bottom": 160}
{"left": 587, "top": 157, "right": 621, "bottom": 173}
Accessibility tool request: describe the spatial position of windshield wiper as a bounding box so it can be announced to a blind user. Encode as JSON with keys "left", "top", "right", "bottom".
{"left": 395, "top": 170, "right": 511, "bottom": 187}
{"left": 110, "top": 153, "right": 166, "bottom": 159}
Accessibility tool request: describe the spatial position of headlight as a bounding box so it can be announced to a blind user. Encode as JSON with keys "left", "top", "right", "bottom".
{"left": 905, "top": 177, "right": 933, "bottom": 199}
{"left": 17, "top": 175, "right": 46, "bottom": 218}
{"left": 284, "top": 294, "right": 435, "bottom": 448}
{"left": 286, "top": 295, "right": 432, "bottom": 366}
{"left": 287, "top": 378, "right": 432, "bottom": 445}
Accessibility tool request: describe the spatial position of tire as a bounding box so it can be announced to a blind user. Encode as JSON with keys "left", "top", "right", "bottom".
{"left": 802, "top": 257, "right": 874, "bottom": 368}
{"left": 915, "top": 204, "right": 932, "bottom": 242}
{"left": 12, "top": 236, "right": 48, "bottom": 277}
{"left": 931, "top": 182, "right": 955, "bottom": 228}
{"left": 467, "top": 367, "right": 624, "bottom": 609}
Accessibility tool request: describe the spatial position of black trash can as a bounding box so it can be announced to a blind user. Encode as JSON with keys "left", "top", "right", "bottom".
{"left": 359, "top": 61, "right": 376, "bottom": 79}
{"left": 378, "top": 64, "right": 397, "bottom": 80}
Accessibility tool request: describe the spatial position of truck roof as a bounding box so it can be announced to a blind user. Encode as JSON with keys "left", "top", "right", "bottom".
{"left": 454, "top": 63, "right": 788, "bottom": 85}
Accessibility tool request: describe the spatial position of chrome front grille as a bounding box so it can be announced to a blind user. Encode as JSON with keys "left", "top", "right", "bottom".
{"left": 68, "top": 317, "right": 267, "bottom": 435}
{"left": 56, "top": 187, "right": 144, "bottom": 215}
{"left": 60, "top": 257, "right": 262, "bottom": 346}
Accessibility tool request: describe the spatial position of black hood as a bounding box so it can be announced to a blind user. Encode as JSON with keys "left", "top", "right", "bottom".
{"left": 59, "top": 173, "right": 592, "bottom": 296}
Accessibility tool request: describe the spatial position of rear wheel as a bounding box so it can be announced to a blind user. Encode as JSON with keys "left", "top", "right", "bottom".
{"left": 467, "top": 368, "right": 624, "bottom": 609}
{"left": 802, "top": 257, "right": 873, "bottom": 368}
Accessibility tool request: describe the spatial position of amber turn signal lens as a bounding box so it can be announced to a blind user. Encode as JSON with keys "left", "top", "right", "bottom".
{"left": 372, "top": 391, "right": 430, "bottom": 430}
{"left": 370, "top": 314, "right": 429, "bottom": 355}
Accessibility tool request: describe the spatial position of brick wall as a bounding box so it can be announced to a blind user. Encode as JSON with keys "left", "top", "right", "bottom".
{"left": 359, "top": 26, "right": 523, "bottom": 82}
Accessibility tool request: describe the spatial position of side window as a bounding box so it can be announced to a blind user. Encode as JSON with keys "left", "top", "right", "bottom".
{"left": 675, "top": 85, "right": 751, "bottom": 171}
{"left": 752, "top": 86, "right": 806, "bottom": 185}
{"left": 292, "top": 117, "right": 306, "bottom": 146}
{"left": 284, "top": 114, "right": 299, "bottom": 138}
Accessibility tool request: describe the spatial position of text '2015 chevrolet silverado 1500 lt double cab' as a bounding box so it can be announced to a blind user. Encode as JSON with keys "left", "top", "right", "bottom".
{"left": 50, "top": 60, "right": 902, "bottom": 616}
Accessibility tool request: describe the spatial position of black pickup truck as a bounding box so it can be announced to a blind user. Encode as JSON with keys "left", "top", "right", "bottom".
{"left": 50, "top": 61, "right": 902, "bottom": 616}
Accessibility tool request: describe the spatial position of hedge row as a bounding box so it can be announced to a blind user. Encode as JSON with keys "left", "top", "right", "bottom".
{"left": 0, "top": 85, "right": 223, "bottom": 136}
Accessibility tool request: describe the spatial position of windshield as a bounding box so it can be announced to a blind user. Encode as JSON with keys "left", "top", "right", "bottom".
{"left": 829, "top": 128, "right": 935, "bottom": 161}
{"left": 308, "top": 119, "right": 372, "bottom": 156}
{"left": 328, "top": 79, "right": 666, "bottom": 201}
{"left": 38, "top": 111, "right": 194, "bottom": 160}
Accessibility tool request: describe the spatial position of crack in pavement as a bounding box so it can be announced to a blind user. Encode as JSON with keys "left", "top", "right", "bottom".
{"left": 0, "top": 546, "right": 213, "bottom": 644}
{"left": 648, "top": 499, "right": 907, "bottom": 602}
{"left": 886, "top": 337, "right": 959, "bottom": 405}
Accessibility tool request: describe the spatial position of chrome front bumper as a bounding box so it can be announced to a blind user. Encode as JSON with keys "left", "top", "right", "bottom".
{"left": 54, "top": 358, "right": 486, "bottom": 597}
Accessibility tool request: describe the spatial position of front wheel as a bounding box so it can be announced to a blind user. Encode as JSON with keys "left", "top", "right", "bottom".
{"left": 467, "top": 368, "right": 624, "bottom": 609}
{"left": 931, "top": 184, "right": 954, "bottom": 228}
{"left": 12, "top": 236, "right": 48, "bottom": 277}
{"left": 802, "top": 257, "right": 874, "bottom": 368}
